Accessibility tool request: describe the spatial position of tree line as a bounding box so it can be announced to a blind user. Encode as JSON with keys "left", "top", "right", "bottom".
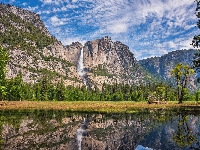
{"left": 0, "top": 70, "right": 177, "bottom": 102}
{"left": 1, "top": 46, "right": 200, "bottom": 103}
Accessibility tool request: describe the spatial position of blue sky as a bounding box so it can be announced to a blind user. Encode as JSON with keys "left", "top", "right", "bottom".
{"left": 1, "top": 0, "right": 198, "bottom": 60}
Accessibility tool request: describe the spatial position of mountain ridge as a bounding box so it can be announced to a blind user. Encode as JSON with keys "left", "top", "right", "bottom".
{"left": 0, "top": 3, "right": 197, "bottom": 89}
{"left": 139, "top": 49, "right": 196, "bottom": 80}
{"left": 0, "top": 3, "right": 158, "bottom": 89}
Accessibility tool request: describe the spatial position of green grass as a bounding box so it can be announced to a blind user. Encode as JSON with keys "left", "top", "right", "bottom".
{"left": 0, "top": 101, "right": 199, "bottom": 113}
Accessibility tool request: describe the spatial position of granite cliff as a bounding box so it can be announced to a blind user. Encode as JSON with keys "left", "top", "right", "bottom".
{"left": 139, "top": 49, "right": 197, "bottom": 88}
{"left": 1, "top": 3, "right": 195, "bottom": 89}
{"left": 0, "top": 3, "right": 155, "bottom": 89}
{"left": 81, "top": 36, "right": 150, "bottom": 88}
{"left": 0, "top": 3, "right": 84, "bottom": 87}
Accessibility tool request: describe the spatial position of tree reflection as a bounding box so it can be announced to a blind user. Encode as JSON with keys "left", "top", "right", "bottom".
{"left": 173, "top": 115, "right": 197, "bottom": 149}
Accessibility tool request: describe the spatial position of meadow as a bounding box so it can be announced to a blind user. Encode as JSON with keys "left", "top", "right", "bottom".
{"left": 0, "top": 101, "right": 199, "bottom": 113}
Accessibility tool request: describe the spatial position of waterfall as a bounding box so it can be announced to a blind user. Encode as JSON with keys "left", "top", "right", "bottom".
{"left": 76, "top": 118, "right": 87, "bottom": 150}
{"left": 77, "top": 47, "right": 87, "bottom": 85}
{"left": 77, "top": 48, "right": 85, "bottom": 76}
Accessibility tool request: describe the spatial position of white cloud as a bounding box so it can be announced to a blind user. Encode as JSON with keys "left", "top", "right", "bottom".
{"left": 72, "top": 0, "right": 78, "bottom": 3}
{"left": 9, "top": 0, "right": 15, "bottom": 3}
{"left": 37, "top": 10, "right": 51, "bottom": 14}
{"left": 107, "top": 24, "right": 128, "bottom": 34}
{"left": 22, "top": 3, "right": 28, "bottom": 6}
{"left": 52, "top": 6, "right": 67, "bottom": 12}
{"left": 49, "top": 16, "right": 68, "bottom": 26}
{"left": 134, "top": 49, "right": 168, "bottom": 60}
{"left": 34, "top": 0, "right": 197, "bottom": 60}
{"left": 168, "top": 41, "right": 177, "bottom": 49}
{"left": 176, "top": 37, "right": 195, "bottom": 50}
{"left": 26, "top": 6, "right": 39, "bottom": 12}
{"left": 62, "top": 37, "right": 86, "bottom": 45}
{"left": 40, "top": 0, "right": 53, "bottom": 5}
{"left": 39, "top": 0, "right": 71, "bottom": 6}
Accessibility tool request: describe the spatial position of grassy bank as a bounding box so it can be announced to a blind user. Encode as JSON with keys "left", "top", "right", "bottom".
{"left": 0, "top": 101, "right": 199, "bottom": 113}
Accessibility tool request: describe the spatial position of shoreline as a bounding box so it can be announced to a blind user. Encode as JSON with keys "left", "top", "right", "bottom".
{"left": 0, "top": 101, "right": 199, "bottom": 113}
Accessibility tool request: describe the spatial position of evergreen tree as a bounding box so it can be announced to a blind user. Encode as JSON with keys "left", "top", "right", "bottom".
{"left": 7, "top": 71, "right": 24, "bottom": 100}
{"left": 33, "top": 83, "right": 41, "bottom": 100}
{"left": 55, "top": 79, "right": 66, "bottom": 101}
{"left": 48, "top": 84, "right": 56, "bottom": 100}
{"left": 39, "top": 76, "right": 50, "bottom": 101}
{"left": 0, "top": 46, "right": 9, "bottom": 100}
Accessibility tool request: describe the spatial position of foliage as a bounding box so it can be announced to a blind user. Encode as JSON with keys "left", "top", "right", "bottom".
{"left": 0, "top": 67, "right": 179, "bottom": 102}
{"left": 192, "top": 1, "right": 200, "bottom": 83}
{"left": 195, "top": 89, "right": 200, "bottom": 102}
{"left": 0, "top": 46, "right": 9, "bottom": 100}
{"left": 170, "top": 63, "right": 194, "bottom": 103}
{"left": 0, "top": 46, "right": 9, "bottom": 82}
{"left": 192, "top": 0, "right": 200, "bottom": 48}
{"left": 0, "top": 8, "right": 56, "bottom": 50}
{"left": 91, "top": 64, "right": 115, "bottom": 78}
{"left": 7, "top": 71, "right": 24, "bottom": 100}
{"left": 173, "top": 115, "right": 197, "bottom": 148}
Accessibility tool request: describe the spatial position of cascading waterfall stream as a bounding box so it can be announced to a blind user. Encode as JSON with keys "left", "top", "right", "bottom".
{"left": 77, "top": 47, "right": 87, "bottom": 85}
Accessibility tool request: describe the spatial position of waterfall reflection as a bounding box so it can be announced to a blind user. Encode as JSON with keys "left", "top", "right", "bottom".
{"left": 0, "top": 109, "right": 199, "bottom": 149}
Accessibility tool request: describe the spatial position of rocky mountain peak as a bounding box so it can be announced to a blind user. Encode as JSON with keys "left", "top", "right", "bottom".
{"left": 0, "top": 3, "right": 157, "bottom": 89}
{"left": 139, "top": 49, "right": 197, "bottom": 89}
{"left": 139, "top": 49, "right": 196, "bottom": 80}
{"left": 0, "top": 3, "right": 51, "bottom": 36}
{"left": 80, "top": 36, "right": 149, "bottom": 88}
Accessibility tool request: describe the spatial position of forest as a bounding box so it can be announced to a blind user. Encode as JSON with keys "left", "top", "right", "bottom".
{"left": 1, "top": 0, "right": 200, "bottom": 103}
{"left": 1, "top": 45, "right": 200, "bottom": 103}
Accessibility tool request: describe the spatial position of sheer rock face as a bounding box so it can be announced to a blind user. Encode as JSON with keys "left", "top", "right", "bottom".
{"left": 84, "top": 37, "right": 137, "bottom": 74}
{"left": 43, "top": 41, "right": 82, "bottom": 66}
{"left": 82, "top": 36, "right": 145, "bottom": 88}
{"left": 5, "top": 41, "right": 83, "bottom": 86}
{"left": 0, "top": 3, "right": 149, "bottom": 88}
{"left": 139, "top": 49, "right": 197, "bottom": 89}
{"left": 139, "top": 49, "right": 196, "bottom": 80}
{"left": 0, "top": 3, "right": 83, "bottom": 87}
{"left": 6, "top": 44, "right": 82, "bottom": 86}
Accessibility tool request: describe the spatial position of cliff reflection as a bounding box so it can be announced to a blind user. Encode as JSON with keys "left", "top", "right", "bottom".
{"left": 0, "top": 108, "right": 199, "bottom": 149}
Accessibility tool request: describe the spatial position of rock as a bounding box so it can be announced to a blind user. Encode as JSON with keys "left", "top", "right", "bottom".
{"left": 0, "top": 3, "right": 162, "bottom": 89}
{"left": 82, "top": 36, "right": 147, "bottom": 88}
{"left": 139, "top": 49, "right": 197, "bottom": 90}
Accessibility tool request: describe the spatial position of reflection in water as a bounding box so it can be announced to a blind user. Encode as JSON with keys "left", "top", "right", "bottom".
{"left": 0, "top": 108, "right": 200, "bottom": 149}
{"left": 76, "top": 118, "right": 87, "bottom": 150}
{"left": 173, "top": 115, "right": 198, "bottom": 149}
{"left": 135, "top": 145, "right": 153, "bottom": 150}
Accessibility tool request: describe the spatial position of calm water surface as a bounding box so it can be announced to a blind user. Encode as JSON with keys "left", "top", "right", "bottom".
{"left": 0, "top": 108, "right": 200, "bottom": 150}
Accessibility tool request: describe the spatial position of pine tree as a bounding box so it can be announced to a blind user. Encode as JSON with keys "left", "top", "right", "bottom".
{"left": 55, "top": 79, "right": 66, "bottom": 101}
{"left": 0, "top": 46, "right": 9, "bottom": 100}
